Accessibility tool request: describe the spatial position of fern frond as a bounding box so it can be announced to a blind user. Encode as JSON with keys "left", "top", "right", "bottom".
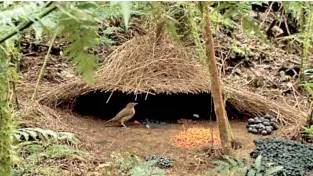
{"left": 254, "top": 155, "right": 262, "bottom": 172}
{"left": 111, "top": 2, "right": 132, "bottom": 29}
{"left": 164, "top": 18, "right": 180, "bottom": 43}
{"left": 57, "top": 132, "right": 79, "bottom": 146}
{"left": 12, "top": 127, "right": 79, "bottom": 147}
{"left": 265, "top": 166, "right": 284, "bottom": 176}
{"left": 207, "top": 165, "right": 224, "bottom": 176}
{"left": 224, "top": 155, "right": 239, "bottom": 167}
{"left": 0, "top": 2, "right": 47, "bottom": 25}
{"left": 128, "top": 159, "right": 165, "bottom": 176}
{"left": 58, "top": 3, "right": 99, "bottom": 83}
{"left": 208, "top": 154, "right": 283, "bottom": 176}
{"left": 13, "top": 127, "right": 57, "bottom": 142}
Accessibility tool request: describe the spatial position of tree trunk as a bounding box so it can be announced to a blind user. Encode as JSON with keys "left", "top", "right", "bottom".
{"left": 299, "top": 8, "right": 305, "bottom": 33}
{"left": 201, "top": 3, "right": 233, "bottom": 155}
{"left": 300, "top": 8, "right": 313, "bottom": 83}
{"left": 0, "top": 49, "right": 13, "bottom": 176}
{"left": 306, "top": 103, "right": 313, "bottom": 126}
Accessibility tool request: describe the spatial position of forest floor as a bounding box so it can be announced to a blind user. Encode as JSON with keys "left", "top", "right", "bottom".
{"left": 46, "top": 109, "right": 270, "bottom": 175}
{"left": 15, "top": 13, "right": 312, "bottom": 176}
{"left": 17, "top": 45, "right": 309, "bottom": 175}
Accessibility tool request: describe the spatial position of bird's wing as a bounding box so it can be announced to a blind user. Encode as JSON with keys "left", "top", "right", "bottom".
{"left": 113, "top": 108, "right": 133, "bottom": 121}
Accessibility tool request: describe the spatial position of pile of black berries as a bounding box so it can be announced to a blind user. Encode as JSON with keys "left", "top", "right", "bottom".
{"left": 246, "top": 114, "right": 278, "bottom": 135}
{"left": 145, "top": 155, "right": 173, "bottom": 168}
{"left": 251, "top": 138, "right": 313, "bottom": 176}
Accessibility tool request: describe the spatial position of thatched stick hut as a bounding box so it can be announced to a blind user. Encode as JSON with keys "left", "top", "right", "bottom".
{"left": 38, "top": 34, "right": 307, "bottom": 132}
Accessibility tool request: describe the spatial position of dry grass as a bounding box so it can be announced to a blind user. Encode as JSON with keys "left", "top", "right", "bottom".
{"left": 224, "top": 87, "right": 307, "bottom": 125}
{"left": 38, "top": 33, "right": 210, "bottom": 106}
{"left": 17, "top": 100, "right": 66, "bottom": 130}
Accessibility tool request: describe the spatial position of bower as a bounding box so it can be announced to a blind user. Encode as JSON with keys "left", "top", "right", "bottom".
{"left": 71, "top": 90, "right": 241, "bottom": 122}
{"left": 38, "top": 33, "right": 304, "bottom": 130}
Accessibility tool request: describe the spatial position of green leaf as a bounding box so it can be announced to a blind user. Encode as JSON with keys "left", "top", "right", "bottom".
{"left": 109, "top": 1, "right": 119, "bottom": 6}
{"left": 303, "top": 83, "right": 313, "bottom": 87}
{"left": 304, "top": 83, "right": 313, "bottom": 94}
{"left": 224, "top": 155, "right": 238, "bottom": 167}
{"left": 165, "top": 19, "right": 180, "bottom": 43}
{"left": 32, "top": 128, "right": 57, "bottom": 140}
{"left": 15, "top": 131, "right": 30, "bottom": 141}
{"left": 12, "top": 133, "right": 21, "bottom": 142}
{"left": 254, "top": 155, "right": 262, "bottom": 172}
{"left": 213, "top": 160, "right": 230, "bottom": 167}
{"left": 265, "top": 166, "right": 283, "bottom": 175}
{"left": 57, "top": 132, "right": 79, "bottom": 145}
{"left": 207, "top": 165, "right": 224, "bottom": 176}
{"left": 102, "top": 27, "right": 123, "bottom": 35}
{"left": 20, "top": 128, "right": 38, "bottom": 140}
{"left": 119, "top": 1, "right": 132, "bottom": 30}
{"left": 247, "top": 169, "right": 256, "bottom": 176}
{"left": 235, "top": 157, "right": 244, "bottom": 167}
{"left": 235, "top": 167, "right": 248, "bottom": 176}
{"left": 128, "top": 159, "right": 165, "bottom": 176}
{"left": 145, "top": 159, "right": 158, "bottom": 166}
{"left": 220, "top": 165, "right": 230, "bottom": 175}
{"left": 245, "top": 153, "right": 251, "bottom": 166}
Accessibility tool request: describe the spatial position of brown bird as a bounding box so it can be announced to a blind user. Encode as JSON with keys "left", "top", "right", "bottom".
{"left": 105, "top": 102, "right": 138, "bottom": 128}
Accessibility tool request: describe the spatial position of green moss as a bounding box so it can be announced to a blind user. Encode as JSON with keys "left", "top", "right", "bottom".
{"left": 0, "top": 48, "right": 13, "bottom": 176}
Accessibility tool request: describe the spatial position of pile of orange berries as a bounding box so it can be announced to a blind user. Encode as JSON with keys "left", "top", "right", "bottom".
{"left": 171, "top": 126, "right": 220, "bottom": 149}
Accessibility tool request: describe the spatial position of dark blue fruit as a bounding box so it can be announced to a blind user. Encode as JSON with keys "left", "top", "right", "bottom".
{"left": 259, "top": 124, "right": 265, "bottom": 129}
{"left": 271, "top": 122, "right": 279, "bottom": 130}
{"left": 261, "top": 130, "right": 267, "bottom": 135}
{"left": 248, "top": 118, "right": 255, "bottom": 124}
{"left": 251, "top": 128, "right": 258, "bottom": 134}
{"left": 264, "top": 114, "right": 272, "bottom": 119}
{"left": 265, "top": 126, "right": 273, "bottom": 132}
{"left": 263, "top": 121, "right": 271, "bottom": 126}
{"left": 255, "top": 119, "right": 262, "bottom": 123}
{"left": 248, "top": 127, "right": 254, "bottom": 133}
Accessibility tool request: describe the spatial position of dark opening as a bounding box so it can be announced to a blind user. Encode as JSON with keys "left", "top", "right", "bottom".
{"left": 70, "top": 90, "right": 242, "bottom": 123}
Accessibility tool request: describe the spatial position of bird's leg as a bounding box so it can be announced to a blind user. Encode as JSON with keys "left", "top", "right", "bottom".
{"left": 121, "top": 122, "right": 130, "bottom": 129}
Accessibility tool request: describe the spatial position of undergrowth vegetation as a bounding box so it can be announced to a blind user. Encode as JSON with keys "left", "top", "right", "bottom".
{"left": 12, "top": 127, "right": 167, "bottom": 176}
{"left": 87, "top": 152, "right": 166, "bottom": 176}
{"left": 207, "top": 155, "right": 283, "bottom": 176}
{"left": 11, "top": 127, "right": 88, "bottom": 176}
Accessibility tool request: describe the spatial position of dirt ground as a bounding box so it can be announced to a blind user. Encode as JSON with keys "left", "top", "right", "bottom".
{"left": 53, "top": 110, "right": 271, "bottom": 176}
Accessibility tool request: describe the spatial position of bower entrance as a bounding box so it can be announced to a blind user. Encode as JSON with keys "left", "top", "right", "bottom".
{"left": 71, "top": 90, "right": 242, "bottom": 123}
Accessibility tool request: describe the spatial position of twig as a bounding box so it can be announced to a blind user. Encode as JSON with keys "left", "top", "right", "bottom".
{"left": 291, "top": 83, "right": 300, "bottom": 108}
{"left": 31, "top": 29, "right": 59, "bottom": 101}
{"left": 266, "top": 19, "right": 277, "bottom": 35}
{"left": 145, "top": 93, "right": 149, "bottom": 100}
{"left": 106, "top": 140, "right": 115, "bottom": 150}
{"left": 260, "top": 2, "right": 274, "bottom": 28}
{"left": 106, "top": 91, "right": 114, "bottom": 104}
{"left": 221, "top": 50, "right": 231, "bottom": 76}
{"left": 283, "top": 15, "right": 291, "bottom": 36}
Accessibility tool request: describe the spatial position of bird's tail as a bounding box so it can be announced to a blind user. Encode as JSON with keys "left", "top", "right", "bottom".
{"left": 105, "top": 118, "right": 114, "bottom": 124}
